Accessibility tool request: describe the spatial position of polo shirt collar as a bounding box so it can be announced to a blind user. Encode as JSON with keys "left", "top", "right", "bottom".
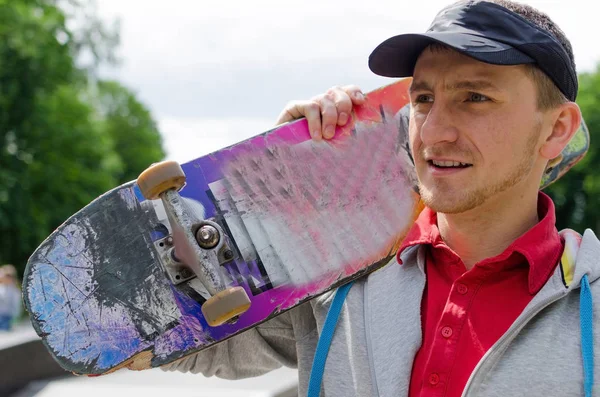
{"left": 396, "top": 192, "right": 563, "bottom": 294}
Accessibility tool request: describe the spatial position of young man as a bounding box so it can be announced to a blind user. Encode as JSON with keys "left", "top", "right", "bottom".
{"left": 165, "top": 1, "right": 599, "bottom": 395}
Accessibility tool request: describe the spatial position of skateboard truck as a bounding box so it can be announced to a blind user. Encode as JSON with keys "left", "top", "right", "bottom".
{"left": 137, "top": 161, "right": 251, "bottom": 327}
{"left": 153, "top": 221, "right": 235, "bottom": 285}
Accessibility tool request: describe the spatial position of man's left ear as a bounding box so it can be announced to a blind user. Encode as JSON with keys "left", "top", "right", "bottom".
{"left": 539, "top": 102, "right": 582, "bottom": 160}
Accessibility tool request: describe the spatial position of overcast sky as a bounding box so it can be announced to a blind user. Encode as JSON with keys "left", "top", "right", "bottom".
{"left": 95, "top": 0, "right": 598, "bottom": 163}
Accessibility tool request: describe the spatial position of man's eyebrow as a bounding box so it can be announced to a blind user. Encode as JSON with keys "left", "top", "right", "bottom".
{"left": 445, "top": 80, "right": 501, "bottom": 92}
{"left": 408, "top": 79, "right": 501, "bottom": 93}
{"left": 408, "top": 80, "right": 431, "bottom": 93}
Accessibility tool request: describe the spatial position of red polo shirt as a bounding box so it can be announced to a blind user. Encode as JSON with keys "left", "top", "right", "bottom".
{"left": 400, "top": 192, "right": 563, "bottom": 397}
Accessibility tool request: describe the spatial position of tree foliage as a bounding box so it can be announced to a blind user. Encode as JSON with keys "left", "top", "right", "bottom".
{"left": 0, "top": 0, "right": 165, "bottom": 275}
{"left": 91, "top": 80, "right": 165, "bottom": 182}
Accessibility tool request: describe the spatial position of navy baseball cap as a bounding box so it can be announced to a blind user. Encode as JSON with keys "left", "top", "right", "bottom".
{"left": 368, "top": 0, "right": 578, "bottom": 101}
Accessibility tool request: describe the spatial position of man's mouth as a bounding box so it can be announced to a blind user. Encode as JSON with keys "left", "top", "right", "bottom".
{"left": 428, "top": 160, "right": 472, "bottom": 169}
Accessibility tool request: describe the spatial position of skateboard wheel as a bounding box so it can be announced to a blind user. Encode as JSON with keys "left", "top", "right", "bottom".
{"left": 137, "top": 161, "right": 186, "bottom": 200}
{"left": 202, "top": 287, "right": 251, "bottom": 327}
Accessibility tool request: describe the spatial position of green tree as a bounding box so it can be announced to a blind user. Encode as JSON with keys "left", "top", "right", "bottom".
{"left": 2, "top": 85, "right": 123, "bottom": 265}
{"left": 91, "top": 80, "right": 165, "bottom": 183}
{"left": 0, "top": 0, "right": 165, "bottom": 275}
{"left": 546, "top": 65, "right": 600, "bottom": 232}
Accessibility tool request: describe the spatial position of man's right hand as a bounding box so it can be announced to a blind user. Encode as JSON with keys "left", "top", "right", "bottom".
{"left": 275, "top": 85, "right": 366, "bottom": 141}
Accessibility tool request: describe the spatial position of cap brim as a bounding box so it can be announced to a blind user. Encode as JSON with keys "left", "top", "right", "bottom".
{"left": 368, "top": 32, "right": 535, "bottom": 78}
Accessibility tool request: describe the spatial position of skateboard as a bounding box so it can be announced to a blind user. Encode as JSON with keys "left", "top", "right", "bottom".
{"left": 22, "top": 78, "right": 590, "bottom": 376}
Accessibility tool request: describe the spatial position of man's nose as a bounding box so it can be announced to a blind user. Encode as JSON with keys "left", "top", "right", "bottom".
{"left": 419, "top": 101, "right": 459, "bottom": 146}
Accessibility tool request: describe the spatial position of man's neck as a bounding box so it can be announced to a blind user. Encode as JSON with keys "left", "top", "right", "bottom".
{"left": 437, "top": 190, "right": 540, "bottom": 270}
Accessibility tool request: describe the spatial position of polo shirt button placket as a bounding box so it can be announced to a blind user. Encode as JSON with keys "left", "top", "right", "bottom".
{"left": 457, "top": 283, "right": 468, "bottom": 295}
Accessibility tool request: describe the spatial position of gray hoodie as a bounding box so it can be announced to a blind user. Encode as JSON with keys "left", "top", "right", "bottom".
{"left": 164, "top": 229, "right": 600, "bottom": 396}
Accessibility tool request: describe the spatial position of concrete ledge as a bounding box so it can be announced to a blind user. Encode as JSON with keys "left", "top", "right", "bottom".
{"left": 0, "top": 324, "right": 299, "bottom": 396}
{"left": 0, "top": 338, "right": 71, "bottom": 396}
{"left": 7, "top": 363, "right": 299, "bottom": 397}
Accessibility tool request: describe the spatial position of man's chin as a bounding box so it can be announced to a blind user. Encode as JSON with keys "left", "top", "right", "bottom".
{"left": 419, "top": 186, "right": 486, "bottom": 215}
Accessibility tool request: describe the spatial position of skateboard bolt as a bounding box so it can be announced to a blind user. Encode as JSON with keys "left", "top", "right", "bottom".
{"left": 223, "top": 249, "right": 234, "bottom": 260}
{"left": 165, "top": 236, "right": 174, "bottom": 246}
{"left": 196, "top": 225, "right": 220, "bottom": 249}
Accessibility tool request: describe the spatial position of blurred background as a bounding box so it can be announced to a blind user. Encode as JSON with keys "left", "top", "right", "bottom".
{"left": 0, "top": 0, "right": 599, "bottom": 395}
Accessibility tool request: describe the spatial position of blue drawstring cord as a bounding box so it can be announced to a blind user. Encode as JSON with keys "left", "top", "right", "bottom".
{"left": 307, "top": 281, "right": 354, "bottom": 397}
{"left": 581, "top": 274, "right": 594, "bottom": 397}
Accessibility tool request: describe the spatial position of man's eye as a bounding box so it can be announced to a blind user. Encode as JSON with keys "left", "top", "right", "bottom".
{"left": 468, "top": 92, "right": 489, "bottom": 102}
{"left": 416, "top": 94, "right": 434, "bottom": 103}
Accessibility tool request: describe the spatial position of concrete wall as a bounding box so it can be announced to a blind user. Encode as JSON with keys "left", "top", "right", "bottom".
{"left": 0, "top": 339, "right": 70, "bottom": 396}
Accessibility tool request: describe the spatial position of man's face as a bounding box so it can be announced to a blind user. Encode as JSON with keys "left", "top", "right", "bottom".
{"left": 408, "top": 47, "right": 547, "bottom": 214}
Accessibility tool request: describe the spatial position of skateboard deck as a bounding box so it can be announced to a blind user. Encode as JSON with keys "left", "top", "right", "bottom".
{"left": 22, "top": 78, "right": 589, "bottom": 376}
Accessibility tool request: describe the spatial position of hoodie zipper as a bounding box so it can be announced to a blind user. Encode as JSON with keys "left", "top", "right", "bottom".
{"left": 462, "top": 286, "right": 567, "bottom": 396}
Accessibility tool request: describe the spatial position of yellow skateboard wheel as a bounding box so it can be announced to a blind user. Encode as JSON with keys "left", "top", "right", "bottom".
{"left": 202, "top": 287, "right": 251, "bottom": 327}
{"left": 137, "top": 161, "right": 186, "bottom": 200}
